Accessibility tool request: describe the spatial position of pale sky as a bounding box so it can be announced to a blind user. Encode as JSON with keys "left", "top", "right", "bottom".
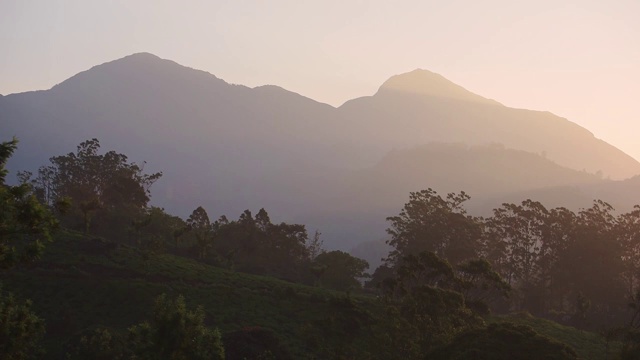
{"left": 2, "top": 1, "right": 639, "bottom": 161}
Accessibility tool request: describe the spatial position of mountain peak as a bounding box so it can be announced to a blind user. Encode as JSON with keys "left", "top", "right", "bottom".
{"left": 377, "top": 69, "right": 501, "bottom": 105}
{"left": 123, "top": 51, "right": 161, "bottom": 59}
{"left": 109, "top": 52, "right": 164, "bottom": 65}
{"left": 50, "top": 52, "right": 227, "bottom": 93}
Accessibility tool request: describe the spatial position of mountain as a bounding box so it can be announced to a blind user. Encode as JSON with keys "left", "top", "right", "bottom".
{"left": 2, "top": 53, "right": 639, "bottom": 249}
{"left": 377, "top": 69, "right": 501, "bottom": 105}
{"left": 338, "top": 69, "right": 640, "bottom": 180}
{"left": 1, "top": 53, "right": 348, "bottom": 218}
{"left": 300, "top": 143, "right": 610, "bottom": 249}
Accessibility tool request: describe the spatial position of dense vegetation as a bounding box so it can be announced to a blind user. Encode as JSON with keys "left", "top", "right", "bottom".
{"left": 2, "top": 138, "right": 640, "bottom": 359}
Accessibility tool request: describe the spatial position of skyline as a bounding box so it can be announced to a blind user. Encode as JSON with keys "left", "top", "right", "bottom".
{"left": 2, "top": 1, "right": 639, "bottom": 162}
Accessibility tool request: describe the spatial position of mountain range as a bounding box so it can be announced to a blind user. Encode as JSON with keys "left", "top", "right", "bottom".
{"left": 2, "top": 52, "right": 639, "bottom": 255}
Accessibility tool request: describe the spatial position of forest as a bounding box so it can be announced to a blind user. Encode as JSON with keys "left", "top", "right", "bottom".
{"left": 2, "top": 137, "right": 640, "bottom": 359}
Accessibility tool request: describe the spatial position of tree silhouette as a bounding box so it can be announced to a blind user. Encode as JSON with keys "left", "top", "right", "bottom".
{"left": 386, "top": 189, "right": 481, "bottom": 267}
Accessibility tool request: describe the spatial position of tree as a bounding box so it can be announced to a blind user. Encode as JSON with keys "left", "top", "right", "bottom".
{"left": 66, "top": 328, "right": 127, "bottom": 360}
{"left": 313, "top": 251, "right": 369, "bottom": 291}
{"left": 618, "top": 206, "right": 640, "bottom": 300}
{"left": 127, "top": 294, "right": 224, "bottom": 360}
{"left": 483, "top": 200, "right": 550, "bottom": 312}
{"left": 302, "top": 296, "right": 373, "bottom": 359}
{"left": 551, "top": 200, "right": 626, "bottom": 327}
{"left": 455, "top": 258, "right": 511, "bottom": 315}
{"left": 483, "top": 200, "right": 549, "bottom": 288}
{"left": 186, "top": 206, "right": 213, "bottom": 259}
{"left": 378, "top": 251, "right": 483, "bottom": 356}
{"left": 306, "top": 230, "right": 324, "bottom": 261}
{"left": 0, "top": 286, "right": 46, "bottom": 360}
{"left": 386, "top": 189, "right": 481, "bottom": 267}
{"left": 0, "top": 138, "right": 57, "bottom": 359}
{"left": 0, "top": 137, "right": 58, "bottom": 268}
{"left": 615, "top": 289, "right": 640, "bottom": 359}
{"left": 133, "top": 206, "right": 186, "bottom": 252}
{"left": 37, "top": 139, "right": 161, "bottom": 237}
{"left": 211, "top": 208, "right": 310, "bottom": 280}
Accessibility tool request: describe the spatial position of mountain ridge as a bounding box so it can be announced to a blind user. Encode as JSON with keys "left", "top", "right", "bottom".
{"left": 2, "top": 52, "right": 640, "bottom": 249}
{"left": 3, "top": 52, "right": 638, "bottom": 179}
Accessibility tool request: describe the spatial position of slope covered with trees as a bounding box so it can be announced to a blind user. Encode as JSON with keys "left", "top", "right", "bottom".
{"left": 4, "top": 138, "right": 638, "bottom": 359}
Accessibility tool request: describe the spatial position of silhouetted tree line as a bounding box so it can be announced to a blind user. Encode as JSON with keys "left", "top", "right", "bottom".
{"left": 16, "top": 139, "right": 367, "bottom": 291}
{"left": 4, "top": 138, "right": 640, "bottom": 359}
{"left": 368, "top": 188, "right": 640, "bottom": 354}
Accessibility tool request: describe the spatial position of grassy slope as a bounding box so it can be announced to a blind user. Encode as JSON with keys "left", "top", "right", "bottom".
{"left": 1, "top": 232, "right": 371, "bottom": 358}
{"left": 1, "top": 231, "right": 618, "bottom": 359}
{"left": 490, "top": 313, "right": 621, "bottom": 360}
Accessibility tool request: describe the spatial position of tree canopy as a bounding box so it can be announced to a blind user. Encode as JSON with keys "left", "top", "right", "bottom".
{"left": 28, "top": 139, "right": 161, "bottom": 238}
{"left": 0, "top": 138, "right": 58, "bottom": 268}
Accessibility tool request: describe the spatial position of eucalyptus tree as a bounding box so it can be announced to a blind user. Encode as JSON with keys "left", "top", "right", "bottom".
{"left": 385, "top": 189, "right": 482, "bottom": 267}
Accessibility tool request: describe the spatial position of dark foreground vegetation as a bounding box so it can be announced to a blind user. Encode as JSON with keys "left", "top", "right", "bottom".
{"left": 2, "top": 138, "right": 640, "bottom": 359}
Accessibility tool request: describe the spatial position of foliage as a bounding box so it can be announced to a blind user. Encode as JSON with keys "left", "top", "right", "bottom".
{"left": 0, "top": 229, "right": 622, "bottom": 359}
{"left": 302, "top": 296, "right": 374, "bottom": 359}
{"left": 186, "top": 206, "right": 213, "bottom": 259}
{"left": 132, "top": 206, "right": 185, "bottom": 253}
{"left": 32, "top": 139, "right": 161, "bottom": 237}
{"left": 4, "top": 137, "right": 637, "bottom": 359}
{"left": 65, "top": 327, "right": 127, "bottom": 360}
{"left": 0, "top": 286, "right": 45, "bottom": 360}
{"left": 385, "top": 189, "right": 481, "bottom": 266}
{"left": 428, "top": 322, "right": 578, "bottom": 359}
{"left": 0, "top": 138, "right": 58, "bottom": 268}
{"left": 127, "top": 293, "right": 224, "bottom": 360}
{"left": 606, "top": 289, "right": 640, "bottom": 360}
{"left": 223, "top": 327, "right": 293, "bottom": 360}
{"left": 378, "top": 251, "right": 484, "bottom": 355}
{"left": 305, "top": 230, "right": 324, "bottom": 261}
{"left": 483, "top": 200, "right": 550, "bottom": 290}
{"left": 490, "top": 313, "right": 617, "bottom": 360}
{"left": 210, "top": 208, "right": 311, "bottom": 281}
{"left": 456, "top": 258, "right": 511, "bottom": 315}
{"left": 477, "top": 198, "right": 633, "bottom": 327}
{"left": 313, "top": 250, "right": 369, "bottom": 291}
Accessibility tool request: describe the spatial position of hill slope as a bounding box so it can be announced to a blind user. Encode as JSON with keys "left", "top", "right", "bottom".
{"left": 0, "top": 231, "right": 618, "bottom": 359}
{"left": 0, "top": 232, "right": 371, "bottom": 358}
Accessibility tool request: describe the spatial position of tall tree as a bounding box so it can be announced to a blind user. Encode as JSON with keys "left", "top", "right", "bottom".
{"left": 186, "top": 206, "right": 213, "bottom": 259}
{"left": 378, "top": 251, "right": 482, "bottom": 357}
{"left": 37, "top": 139, "right": 161, "bottom": 236}
{"left": 212, "top": 208, "right": 310, "bottom": 280}
{"left": 483, "top": 200, "right": 549, "bottom": 287}
{"left": 0, "top": 138, "right": 58, "bottom": 268}
{"left": 552, "top": 200, "right": 626, "bottom": 327}
{"left": 618, "top": 206, "right": 640, "bottom": 299}
{"left": 386, "top": 189, "right": 481, "bottom": 266}
{"left": 0, "top": 138, "right": 52, "bottom": 359}
{"left": 483, "top": 200, "right": 551, "bottom": 312}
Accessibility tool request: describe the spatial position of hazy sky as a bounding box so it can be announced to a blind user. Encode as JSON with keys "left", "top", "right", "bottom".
{"left": 2, "top": 1, "right": 639, "bottom": 160}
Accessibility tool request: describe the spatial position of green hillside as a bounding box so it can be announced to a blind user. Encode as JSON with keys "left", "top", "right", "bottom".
{"left": 0, "top": 231, "right": 375, "bottom": 358}
{"left": 490, "top": 313, "right": 621, "bottom": 360}
{"left": 0, "top": 231, "right": 622, "bottom": 359}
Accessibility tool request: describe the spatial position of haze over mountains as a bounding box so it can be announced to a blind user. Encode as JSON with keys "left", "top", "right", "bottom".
{"left": 2, "top": 52, "right": 640, "bottom": 252}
